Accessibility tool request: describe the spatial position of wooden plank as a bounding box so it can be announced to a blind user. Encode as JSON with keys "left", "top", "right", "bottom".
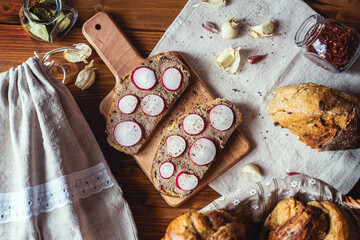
{"left": 3, "top": 0, "right": 359, "bottom": 30}
{"left": 0, "top": 0, "right": 360, "bottom": 239}
{"left": 82, "top": 12, "right": 250, "bottom": 207}
{"left": 305, "top": 0, "right": 360, "bottom": 29}
{"left": 1, "top": 0, "right": 187, "bottom": 31}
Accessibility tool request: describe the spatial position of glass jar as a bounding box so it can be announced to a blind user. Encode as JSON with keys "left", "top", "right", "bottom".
{"left": 295, "top": 14, "right": 360, "bottom": 73}
{"left": 19, "top": 0, "right": 78, "bottom": 43}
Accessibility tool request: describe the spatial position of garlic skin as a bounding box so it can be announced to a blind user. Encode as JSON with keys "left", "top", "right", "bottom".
{"left": 64, "top": 43, "right": 92, "bottom": 63}
{"left": 249, "top": 20, "right": 276, "bottom": 38}
{"left": 242, "top": 163, "right": 262, "bottom": 178}
{"left": 194, "top": 0, "right": 226, "bottom": 8}
{"left": 202, "top": 21, "right": 219, "bottom": 34}
{"left": 75, "top": 60, "right": 96, "bottom": 90}
{"left": 221, "top": 18, "right": 239, "bottom": 39}
{"left": 216, "top": 46, "right": 241, "bottom": 74}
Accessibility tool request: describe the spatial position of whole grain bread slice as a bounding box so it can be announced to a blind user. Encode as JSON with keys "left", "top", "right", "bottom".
{"left": 151, "top": 98, "right": 242, "bottom": 198}
{"left": 106, "top": 52, "right": 190, "bottom": 155}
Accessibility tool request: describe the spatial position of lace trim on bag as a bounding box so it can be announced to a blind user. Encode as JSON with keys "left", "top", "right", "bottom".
{"left": 0, "top": 162, "right": 114, "bottom": 224}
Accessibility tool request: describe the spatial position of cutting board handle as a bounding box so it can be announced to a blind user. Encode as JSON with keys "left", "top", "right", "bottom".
{"left": 82, "top": 12, "right": 144, "bottom": 84}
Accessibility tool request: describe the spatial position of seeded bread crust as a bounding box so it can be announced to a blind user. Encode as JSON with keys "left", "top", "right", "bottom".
{"left": 268, "top": 83, "right": 360, "bottom": 151}
{"left": 261, "top": 197, "right": 358, "bottom": 240}
{"left": 151, "top": 98, "right": 242, "bottom": 198}
{"left": 162, "top": 210, "right": 246, "bottom": 240}
{"left": 106, "top": 52, "right": 190, "bottom": 155}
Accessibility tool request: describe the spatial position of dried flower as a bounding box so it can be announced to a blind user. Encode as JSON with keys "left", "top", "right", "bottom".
{"left": 249, "top": 20, "right": 276, "bottom": 38}
{"left": 248, "top": 54, "right": 266, "bottom": 64}
{"left": 202, "top": 21, "right": 218, "bottom": 34}
{"left": 242, "top": 163, "right": 262, "bottom": 178}
{"left": 194, "top": 0, "right": 226, "bottom": 8}
{"left": 221, "top": 17, "right": 239, "bottom": 39}
{"left": 75, "top": 60, "right": 96, "bottom": 90}
{"left": 216, "top": 46, "right": 241, "bottom": 74}
{"left": 64, "top": 43, "right": 92, "bottom": 63}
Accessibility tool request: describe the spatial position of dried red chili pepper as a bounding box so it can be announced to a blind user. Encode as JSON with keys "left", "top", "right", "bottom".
{"left": 295, "top": 14, "right": 360, "bottom": 72}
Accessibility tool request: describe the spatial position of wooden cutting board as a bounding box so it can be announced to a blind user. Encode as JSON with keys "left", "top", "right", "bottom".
{"left": 82, "top": 12, "right": 250, "bottom": 207}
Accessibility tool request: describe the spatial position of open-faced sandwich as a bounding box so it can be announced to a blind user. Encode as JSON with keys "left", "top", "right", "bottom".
{"left": 151, "top": 98, "right": 242, "bottom": 198}
{"left": 106, "top": 52, "right": 190, "bottom": 155}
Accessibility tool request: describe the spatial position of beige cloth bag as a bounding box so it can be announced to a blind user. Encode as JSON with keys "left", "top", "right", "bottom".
{"left": 0, "top": 57, "right": 138, "bottom": 239}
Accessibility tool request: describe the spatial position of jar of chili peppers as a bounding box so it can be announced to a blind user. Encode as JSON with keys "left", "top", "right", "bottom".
{"left": 295, "top": 14, "right": 360, "bottom": 73}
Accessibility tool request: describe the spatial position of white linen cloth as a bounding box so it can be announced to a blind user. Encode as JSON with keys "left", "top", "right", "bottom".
{"left": 0, "top": 57, "right": 138, "bottom": 239}
{"left": 200, "top": 174, "right": 360, "bottom": 239}
{"left": 150, "top": 0, "right": 360, "bottom": 195}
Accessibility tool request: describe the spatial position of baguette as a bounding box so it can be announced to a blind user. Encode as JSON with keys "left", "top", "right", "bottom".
{"left": 268, "top": 83, "right": 360, "bottom": 151}
{"left": 151, "top": 98, "right": 242, "bottom": 198}
{"left": 106, "top": 52, "right": 190, "bottom": 155}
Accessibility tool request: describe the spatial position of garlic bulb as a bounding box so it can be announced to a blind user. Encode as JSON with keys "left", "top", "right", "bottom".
{"left": 249, "top": 20, "right": 276, "bottom": 38}
{"left": 242, "top": 163, "right": 262, "bottom": 178}
{"left": 216, "top": 46, "right": 241, "bottom": 74}
{"left": 75, "top": 60, "right": 96, "bottom": 90}
{"left": 221, "top": 17, "right": 239, "bottom": 39}
{"left": 194, "top": 0, "right": 226, "bottom": 8}
{"left": 64, "top": 43, "right": 92, "bottom": 63}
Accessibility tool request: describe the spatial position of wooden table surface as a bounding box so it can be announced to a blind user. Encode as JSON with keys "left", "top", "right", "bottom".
{"left": 1, "top": 0, "right": 359, "bottom": 239}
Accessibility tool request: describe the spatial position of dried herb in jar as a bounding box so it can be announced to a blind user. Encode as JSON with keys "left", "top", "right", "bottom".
{"left": 295, "top": 14, "right": 360, "bottom": 73}
{"left": 306, "top": 21, "right": 359, "bottom": 69}
{"left": 20, "top": 0, "right": 77, "bottom": 43}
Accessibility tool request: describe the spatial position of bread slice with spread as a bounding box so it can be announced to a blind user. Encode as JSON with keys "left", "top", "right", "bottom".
{"left": 106, "top": 52, "right": 190, "bottom": 155}
{"left": 268, "top": 83, "right": 360, "bottom": 151}
{"left": 151, "top": 98, "right": 242, "bottom": 198}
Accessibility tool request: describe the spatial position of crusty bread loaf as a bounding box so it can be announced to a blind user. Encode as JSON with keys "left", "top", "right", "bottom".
{"left": 268, "top": 83, "right": 360, "bottom": 151}
{"left": 262, "top": 197, "right": 358, "bottom": 240}
{"left": 162, "top": 209, "right": 246, "bottom": 240}
{"left": 106, "top": 52, "right": 190, "bottom": 155}
{"left": 151, "top": 98, "right": 242, "bottom": 198}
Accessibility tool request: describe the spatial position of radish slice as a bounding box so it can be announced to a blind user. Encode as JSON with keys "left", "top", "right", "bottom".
{"left": 140, "top": 94, "right": 165, "bottom": 116}
{"left": 182, "top": 114, "right": 205, "bottom": 136}
{"left": 166, "top": 135, "right": 186, "bottom": 158}
{"left": 159, "top": 161, "right": 175, "bottom": 179}
{"left": 118, "top": 94, "right": 138, "bottom": 114}
{"left": 113, "top": 121, "right": 142, "bottom": 147}
{"left": 189, "top": 137, "right": 216, "bottom": 166}
{"left": 162, "top": 67, "right": 182, "bottom": 91}
{"left": 176, "top": 172, "right": 199, "bottom": 191}
{"left": 209, "top": 104, "right": 234, "bottom": 131}
{"left": 131, "top": 67, "right": 157, "bottom": 90}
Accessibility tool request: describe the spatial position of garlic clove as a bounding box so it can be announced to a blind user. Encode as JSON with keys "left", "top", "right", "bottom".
{"left": 64, "top": 43, "right": 92, "bottom": 63}
{"left": 249, "top": 20, "right": 276, "bottom": 38}
{"left": 226, "top": 47, "right": 241, "bottom": 74}
{"left": 216, "top": 46, "right": 241, "bottom": 74}
{"left": 202, "top": 21, "right": 219, "bottom": 34}
{"left": 221, "top": 17, "right": 239, "bottom": 39}
{"left": 194, "top": 0, "right": 226, "bottom": 8}
{"left": 242, "top": 163, "right": 262, "bottom": 178}
{"left": 248, "top": 54, "right": 266, "bottom": 64}
{"left": 75, "top": 60, "right": 96, "bottom": 90}
{"left": 216, "top": 46, "right": 236, "bottom": 68}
